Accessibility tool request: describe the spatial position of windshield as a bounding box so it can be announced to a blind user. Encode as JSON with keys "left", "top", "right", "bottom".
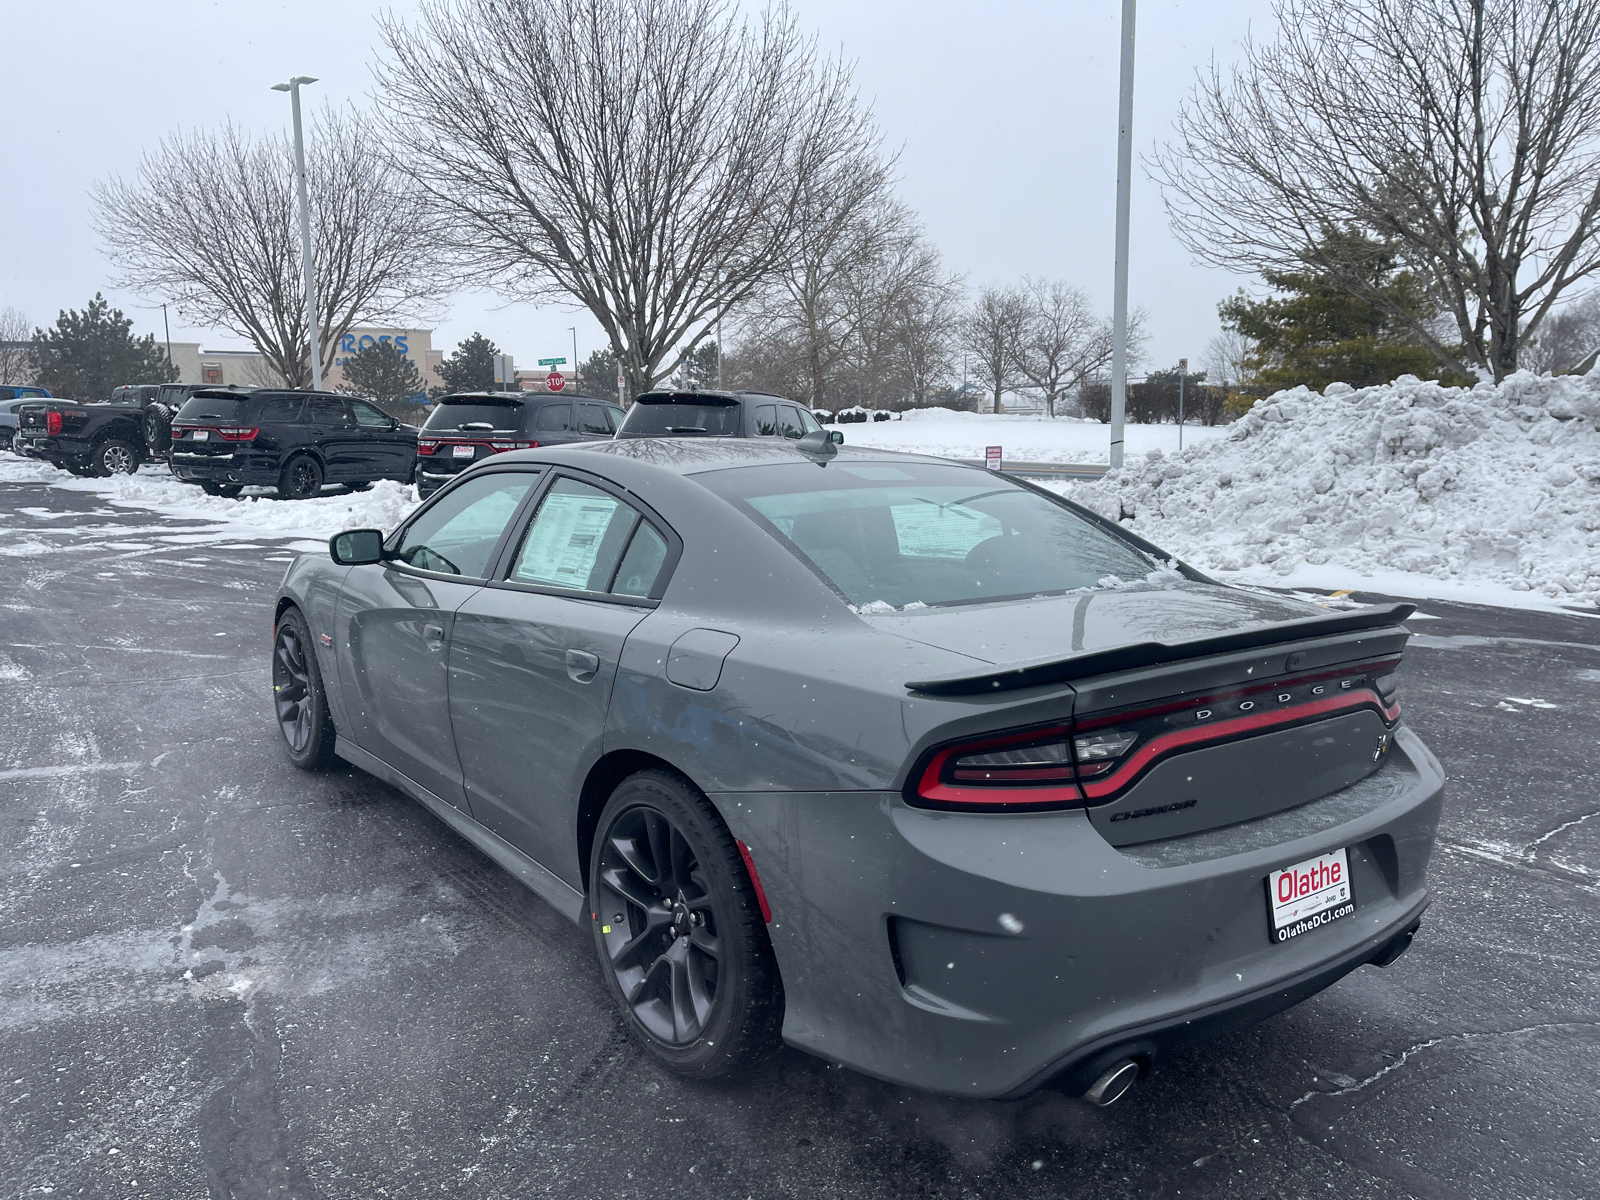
{"left": 175, "top": 394, "right": 249, "bottom": 422}
{"left": 622, "top": 398, "right": 742, "bottom": 437}
{"left": 697, "top": 461, "right": 1158, "bottom": 609}
{"left": 423, "top": 401, "right": 523, "bottom": 433}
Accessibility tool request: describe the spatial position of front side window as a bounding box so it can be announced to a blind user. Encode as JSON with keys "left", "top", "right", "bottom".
{"left": 697, "top": 461, "right": 1158, "bottom": 609}
{"left": 777, "top": 407, "right": 806, "bottom": 439}
{"left": 508, "top": 477, "right": 668, "bottom": 598}
{"left": 308, "top": 397, "right": 352, "bottom": 426}
{"left": 351, "top": 400, "right": 391, "bottom": 428}
{"left": 392, "top": 472, "right": 538, "bottom": 578}
{"left": 605, "top": 406, "right": 625, "bottom": 432}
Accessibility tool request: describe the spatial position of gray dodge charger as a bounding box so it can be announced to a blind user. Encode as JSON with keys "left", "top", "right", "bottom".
{"left": 271, "top": 435, "right": 1442, "bottom": 1104}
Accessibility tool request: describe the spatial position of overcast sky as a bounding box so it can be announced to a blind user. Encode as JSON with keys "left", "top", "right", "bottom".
{"left": 5, "top": 0, "right": 1278, "bottom": 378}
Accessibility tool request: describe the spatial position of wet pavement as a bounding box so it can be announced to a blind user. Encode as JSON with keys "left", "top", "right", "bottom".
{"left": 1, "top": 476, "right": 1596, "bottom": 1200}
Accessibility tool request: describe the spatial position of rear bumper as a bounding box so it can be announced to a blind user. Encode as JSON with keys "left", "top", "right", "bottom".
{"left": 12, "top": 435, "right": 79, "bottom": 463}
{"left": 169, "top": 450, "right": 279, "bottom": 486}
{"left": 714, "top": 725, "right": 1444, "bottom": 1098}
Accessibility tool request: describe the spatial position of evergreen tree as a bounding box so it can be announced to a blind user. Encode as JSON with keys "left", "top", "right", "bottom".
{"left": 685, "top": 341, "right": 719, "bottom": 389}
{"left": 1219, "top": 235, "right": 1449, "bottom": 392}
{"left": 579, "top": 346, "right": 620, "bottom": 398}
{"left": 341, "top": 341, "right": 425, "bottom": 406}
{"left": 31, "top": 293, "right": 177, "bottom": 400}
{"left": 433, "top": 332, "right": 502, "bottom": 396}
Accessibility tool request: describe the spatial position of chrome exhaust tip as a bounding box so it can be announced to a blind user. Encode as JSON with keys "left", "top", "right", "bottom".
{"left": 1083, "top": 1059, "right": 1140, "bottom": 1107}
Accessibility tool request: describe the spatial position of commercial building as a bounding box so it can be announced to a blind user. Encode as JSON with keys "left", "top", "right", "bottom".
{"left": 162, "top": 328, "right": 456, "bottom": 395}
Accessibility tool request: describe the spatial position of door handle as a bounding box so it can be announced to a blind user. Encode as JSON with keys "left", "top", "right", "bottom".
{"left": 422, "top": 621, "right": 445, "bottom": 649}
{"left": 565, "top": 649, "right": 601, "bottom": 683}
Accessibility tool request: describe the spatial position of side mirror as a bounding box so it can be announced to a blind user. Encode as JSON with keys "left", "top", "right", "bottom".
{"left": 796, "top": 429, "right": 838, "bottom": 459}
{"left": 829, "top": 430, "right": 844, "bottom": 444}
{"left": 329, "top": 528, "right": 386, "bottom": 565}
{"left": 388, "top": 417, "right": 399, "bottom": 430}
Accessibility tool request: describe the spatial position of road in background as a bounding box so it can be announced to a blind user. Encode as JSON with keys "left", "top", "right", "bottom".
{"left": 1, "top": 478, "right": 1595, "bottom": 1200}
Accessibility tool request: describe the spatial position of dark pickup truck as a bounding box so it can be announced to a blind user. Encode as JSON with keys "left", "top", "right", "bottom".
{"left": 16, "top": 386, "right": 254, "bottom": 476}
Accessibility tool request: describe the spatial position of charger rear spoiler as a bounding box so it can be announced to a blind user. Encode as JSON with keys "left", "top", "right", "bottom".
{"left": 905, "top": 602, "right": 1416, "bottom": 696}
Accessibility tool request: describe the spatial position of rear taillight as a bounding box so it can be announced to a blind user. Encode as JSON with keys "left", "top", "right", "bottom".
{"left": 45, "top": 411, "right": 62, "bottom": 435}
{"left": 418, "top": 440, "right": 437, "bottom": 455}
{"left": 489, "top": 441, "right": 534, "bottom": 452}
{"left": 915, "top": 724, "right": 1087, "bottom": 810}
{"left": 910, "top": 659, "right": 1402, "bottom": 812}
{"left": 217, "top": 427, "right": 258, "bottom": 441}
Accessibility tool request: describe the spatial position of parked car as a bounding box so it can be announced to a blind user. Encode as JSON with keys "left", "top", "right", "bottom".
{"left": 274, "top": 436, "right": 1440, "bottom": 1103}
{"left": 0, "top": 387, "right": 52, "bottom": 452}
{"left": 168, "top": 389, "right": 417, "bottom": 498}
{"left": 415, "top": 391, "right": 625, "bottom": 497}
{"left": 614, "top": 389, "right": 842, "bottom": 443}
{"left": 14, "top": 391, "right": 157, "bottom": 475}
{"left": 141, "top": 383, "right": 255, "bottom": 455}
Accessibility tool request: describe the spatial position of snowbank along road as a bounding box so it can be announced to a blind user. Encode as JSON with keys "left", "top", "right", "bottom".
{"left": 1, "top": 471, "right": 1597, "bottom": 1199}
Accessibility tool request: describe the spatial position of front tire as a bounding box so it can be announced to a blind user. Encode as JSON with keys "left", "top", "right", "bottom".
{"left": 94, "top": 439, "right": 140, "bottom": 476}
{"left": 278, "top": 454, "right": 323, "bottom": 500}
{"left": 272, "top": 607, "right": 337, "bottom": 769}
{"left": 589, "top": 770, "right": 784, "bottom": 1079}
{"left": 200, "top": 481, "right": 243, "bottom": 498}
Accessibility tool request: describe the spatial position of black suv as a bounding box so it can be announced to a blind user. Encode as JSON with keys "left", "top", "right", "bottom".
{"left": 614, "top": 389, "right": 839, "bottom": 442}
{"left": 142, "top": 383, "right": 253, "bottom": 455}
{"left": 415, "top": 391, "right": 624, "bottom": 496}
{"left": 168, "top": 389, "right": 417, "bottom": 499}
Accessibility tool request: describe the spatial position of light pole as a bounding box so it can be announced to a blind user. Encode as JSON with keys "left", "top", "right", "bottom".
{"left": 568, "top": 327, "right": 578, "bottom": 387}
{"left": 1177, "top": 356, "right": 1187, "bottom": 450}
{"left": 1109, "top": 0, "right": 1136, "bottom": 469}
{"left": 271, "top": 75, "right": 322, "bottom": 390}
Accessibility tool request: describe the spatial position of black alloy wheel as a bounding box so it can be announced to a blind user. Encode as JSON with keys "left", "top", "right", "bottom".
{"left": 271, "top": 606, "right": 337, "bottom": 769}
{"left": 200, "top": 481, "right": 243, "bottom": 498}
{"left": 143, "top": 405, "right": 172, "bottom": 453}
{"left": 590, "top": 771, "right": 784, "bottom": 1079}
{"left": 279, "top": 454, "right": 323, "bottom": 500}
{"left": 95, "top": 439, "right": 139, "bottom": 476}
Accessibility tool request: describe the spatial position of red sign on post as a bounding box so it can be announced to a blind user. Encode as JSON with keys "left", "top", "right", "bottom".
{"left": 985, "top": 445, "right": 1002, "bottom": 471}
{"left": 546, "top": 372, "right": 566, "bottom": 392}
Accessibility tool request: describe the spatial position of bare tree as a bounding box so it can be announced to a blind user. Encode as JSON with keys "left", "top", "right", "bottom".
{"left": 1204, "top": 326, "right": 1256, "bottom": 387}
{"left": 892, "top": 269, "right": 963, "bottom": 407}
{"left": 377, "top": 0, "right": 885, "bottom": 399}
{"left": 1151, "top": 0, "right": 1600, "bottom": 381}
{"left": 0, "top": 308, "right": 33, "bottom": 385}
{"left": 961, "top": 285, "right": 1031, "bottom": 413}
{"left": 1013, "top": 279, "right": 1146, "bottom": 417}
{"left": 94, "top": 106, "right": 442, "bottom": 389}
{"left": 1522, "top": 291, "right": 1600, "bottom": 374}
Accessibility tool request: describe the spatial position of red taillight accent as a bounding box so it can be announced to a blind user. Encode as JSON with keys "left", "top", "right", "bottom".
{"left": 417, "top": 441, "right": 437, "bottom": 455}
{"left": 217, "top": 427, "right": 258, "bottom": 441}
{"left": 916, "top": 724, "right": 1084, "bottom": 810}
{"left": 45, "top": 411, "right": 62, "bottom": 435}
{"left": 735, "top": 839, "right": 772, "bottom": 923}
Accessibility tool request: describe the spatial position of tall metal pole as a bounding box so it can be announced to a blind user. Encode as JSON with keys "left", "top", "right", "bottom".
{"left": 1109, "top": 0, "right": 1136, "bottom": 470}
{"left": 274, "top": 76, "right": 322, "bottom": 390}
{"left": 568, "top": 326, "right": 578, "bottom": 387}
{"left": 161, "top": 303, "right": 173, "bottom": 372}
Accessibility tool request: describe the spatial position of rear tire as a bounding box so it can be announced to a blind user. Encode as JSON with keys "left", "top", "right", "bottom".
{"left": 588, "top": 770, "right": 784, "bottom": 1080}
{"left": 200, "top": 481, "right": 243, "bottom": 498}
{"left": 278, "top": 454, "right": 323, "bottom": 500}
{"left": 93, "top": 439, "right": 140, "bottom": 476}
{"left": 272, "top": 606, "right": 337, "bottom": 770}
{"left": 0, "top": 429, "right": 12, "bottom": 453}
{"left": 342, "top": 481, "right": 373, "bottom": 493}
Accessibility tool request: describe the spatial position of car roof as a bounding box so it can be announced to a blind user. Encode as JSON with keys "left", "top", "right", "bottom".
{"left": 489, "top": 436, "right": 962, "bottom": 480}
{"left": 631, "top": 389, "right": 801, "bottom": 408}
{"left": 435, "top": 391, "right": 614, "bottom": 404}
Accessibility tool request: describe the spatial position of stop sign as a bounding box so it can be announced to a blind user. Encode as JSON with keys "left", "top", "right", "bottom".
{"left": 546, "top": 371, "right": 565, "bottom": 392}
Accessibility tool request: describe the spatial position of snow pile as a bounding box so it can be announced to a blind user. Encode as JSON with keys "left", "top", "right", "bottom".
{"left": 1058, "top": 372, "right": 1600, "bottom": 608}
{"left": 843, "top": 408, "right": 1228, "bottom": 463}
{"left": 0, "top": 455, "right": 421, "bottom": 546}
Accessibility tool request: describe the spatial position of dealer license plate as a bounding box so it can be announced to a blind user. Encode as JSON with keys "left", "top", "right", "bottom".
{"left": 452, "top": 444, "right": 475, "bottom": 458}
{"left": 1267, "top": 848, "right": 1353, "bottom": 944}
{"left": 192, "top": 430, "right": 209, "bottom": 441}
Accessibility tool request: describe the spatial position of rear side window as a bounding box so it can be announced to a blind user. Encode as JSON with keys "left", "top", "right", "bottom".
{"left": 508, "top": 477, "right": 668, "bottom": 598}
{"left": 533, "top": 403, "right": 573, "bottom": 433}
{"left": 394, "top": 472, "right": 538, "bottom": 578}
{"left": 753, "top": 404, "right": 777, "bottom": 436}
{"left": 257, "top": 396, "right": 304, "bottom": 423}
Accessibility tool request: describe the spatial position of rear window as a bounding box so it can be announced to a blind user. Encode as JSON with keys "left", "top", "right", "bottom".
{"left": 423, "top": 401, "right": 523, "bottom": 433}
{"left": 696, "top": 461, "right": 1157, "bottom": 610}
{"left": 621, "top": 396, "right": 742, "bottom": 437}
{"left": 176, "top": 394, "right": 250, "bottom": 422}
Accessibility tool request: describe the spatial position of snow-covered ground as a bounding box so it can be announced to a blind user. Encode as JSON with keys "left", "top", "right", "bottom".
{"left": 1050, "top": 372, "right": 1600, "bottom": 613}
{"left": 838, "top": 409, "right": 1228, "bottom": 463}
{"left": 0, "top": 456, "right": 419, "bottom": 553}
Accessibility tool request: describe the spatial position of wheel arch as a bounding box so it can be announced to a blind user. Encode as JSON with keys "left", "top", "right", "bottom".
{"left": 576, "top": 749, "right": 704, "bottom": 891}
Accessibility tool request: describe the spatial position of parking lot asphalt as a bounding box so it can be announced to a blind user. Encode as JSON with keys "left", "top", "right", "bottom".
{"left": 1, "top": 476, "right": 1596, "bottom": 1200}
